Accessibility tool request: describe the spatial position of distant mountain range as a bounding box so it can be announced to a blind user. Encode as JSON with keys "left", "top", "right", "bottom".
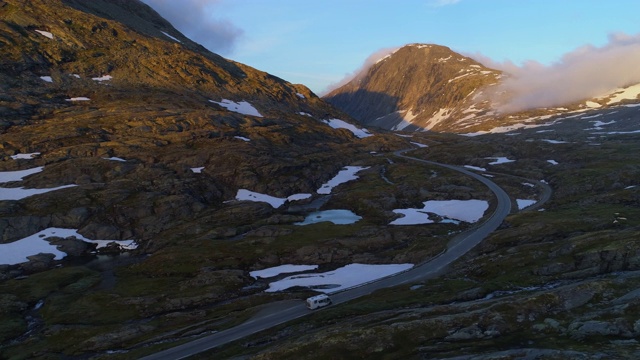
{"left": 324, "top": 44, "right": 640, "bottom": 133}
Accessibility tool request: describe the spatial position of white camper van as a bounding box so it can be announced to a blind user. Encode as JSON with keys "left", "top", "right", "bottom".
{"left": 306, "top": 294, "right": 332, "bottom": 310}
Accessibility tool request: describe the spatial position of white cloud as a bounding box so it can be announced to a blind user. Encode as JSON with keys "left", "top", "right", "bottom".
{"left": 141, "top": 0, "right": 242, "bottom": 54}
{"left": 479, "top": 32, "right": 640, "bottom": 112}
{"left": 322, "top": 47, "right": 400, "bottom": 94}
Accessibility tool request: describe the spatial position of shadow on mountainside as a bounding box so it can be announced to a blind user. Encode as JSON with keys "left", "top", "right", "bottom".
{"left": 324, "top": 89, "right": 401, "bottom": 125}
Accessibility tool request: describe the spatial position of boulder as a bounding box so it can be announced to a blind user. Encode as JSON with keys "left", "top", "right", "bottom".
{"left": 20, "top": 253, "right": 56, "bottom": 273}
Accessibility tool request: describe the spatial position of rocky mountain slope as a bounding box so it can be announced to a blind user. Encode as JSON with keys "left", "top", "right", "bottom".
{"left": 324, "top": 43, "right": 640, "bottom": 134}
{"left": 2, "top": 1, "right": 640, "bottom": 360}
{"left": 324, "top": 44, "right": 502, "bottom": 132}
{"left": 0, "top": 0, "right": 399, "bottom": 245}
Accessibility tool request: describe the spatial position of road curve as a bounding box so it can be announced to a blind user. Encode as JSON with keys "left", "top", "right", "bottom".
{"left": 140, "top": 148, "right": 513, "bottom": 360}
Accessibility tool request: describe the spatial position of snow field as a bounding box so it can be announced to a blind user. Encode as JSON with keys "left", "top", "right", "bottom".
{"left": 35, "top": 30, "right": 53, "bottom": 39}
{"left": 517, "top": 199, "right": 537, "bottom": 210}
{"left": 485, "top": 157, "right": 515, "bottom": 165}
{"left": 250, "top": 264, "right": 319, "bottom": 279}
{"left": 235, "top": 189, "right": 311, "bottom": 208}
{"left": 264, "top": 263, "right": 414, "bottom": 293}
{"left": 317, "top": 166, "right": 369, "bottom": 194}
{"left": 322, "top": 118, "right": 372, "bottom": 138}
{"left": 0, "top": 228, "right": 137, "bottom": 266}
{"left": 11, "top": 153, "right": 41, "bottom": 160}
{"left": 0, "top": 166, "right": 77, "bottom": 200}
{"left": 390, "top": 199, "right": 489, "bottom": 225}
{"left": 161, "top": 31, "right": 181, "bottom": 42}
{"left": 0, "top": 185, "right": 77, "bottom": 201}
{"left": 295, "top": 210, "right": 362, "bottom": 225}
{"left": 0, "top": 167, "right": 44, "bottom": 183}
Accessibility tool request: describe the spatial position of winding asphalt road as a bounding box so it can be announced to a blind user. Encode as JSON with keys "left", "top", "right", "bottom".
{"left": 141, "top": 148, "right": 527, "bottom": 360}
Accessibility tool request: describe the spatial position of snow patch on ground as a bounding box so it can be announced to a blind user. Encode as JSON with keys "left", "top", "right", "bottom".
{"left": 517, "top": 199, "right": 537, "bottom": 210}
{"left": 0, "top": 166, "right": 44, "bottom": 183}
{"left": 411, "top": 142, "right": 428, "bottom": 148}
{"left": 40, "top": 76, "right": 53, "bottom": 83}
{"left": 191, "top": 167, "right": 204, "bottom": 173}
{"left": 235, "top": 189, "right": 311, "bottom": 208}
{"left": 600, "top": 83, "right": 640, "bottom": 105}
{"left": 296, "top": 93, "right": 305, "bottom": 99}
{"left": 390, "top": 199, "right": 489, "bottom": 225}
{"left": 92, "top": 75, "right": 112, "bottom": 81}
{"left": 66, "top": 97, "right": 90, "bottom": 101}
{"left": 265, "top": 263, "right": 414, "bottom": 293}
{"left": 486, "top": 157, "right": 515, "bottom": 165}
{"left": 35, "top": 30, "right": 53, "bottom": 39}
{"left": 547, "top": 160, "right": 559, "bottom": 165}
{"left": 424, "top": 108, "right": 450, "bottom": 129}
{"left": 209, "top": 99, "right": 263, "bottom": 117}
{"left": 592, "top": 120, "right": 616, "bottom": 127}
{"left": 0, "top": 185, "right": 77, "bottom": 201}
{"left": 236, "top": 190, "right": 286, "bottom": 208}
{"left": 286, "top": 193, "right": 312, "bottom": 201}
{"left": 462, "top": 115, "right": 566, "bottom": 136}
{"left": 234, "top": 136, "right": 251, "bottom": 142}
{"left": 161, "top": 31, "right": 181, "bottom": 42}
{"left": 464, "top": 165, "right": 487, "bottom": 172}
{"left": 0, "top": 228, "right": 137, "bottom": 265}
{"left": 11, "top": 153, "right": 40, "bottom": 160}
{"left": 233, "top": 167, "right": 371, "bottom": 213}
{"left": 250, "top": 264, "right": 319, "bottom": 279}
{"left": 323, "top": 119, "right": 372, "bottom": 138}
{"left": 541, "top": 139, "right": 569, "bottom": 144}
{"left": 295, "top": 210, "right": 362, "bottom": 225}
{"left": 585, "top": 101, "right": 601, "bottom": 108}
{"left": 103, "top": 157, "right": 126, "bottom": 162}
{"left": 317, "top": 166, "right": 369, "bottom": 194}
{"left": 390, "top": 109, "right": 419, "bottom": 131}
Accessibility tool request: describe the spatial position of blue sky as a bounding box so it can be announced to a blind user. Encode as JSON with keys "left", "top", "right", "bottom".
{"left": 145, "top": 0, "right": 640, "bottom": 95}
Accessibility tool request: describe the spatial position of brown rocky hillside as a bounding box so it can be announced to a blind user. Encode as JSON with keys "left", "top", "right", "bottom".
{"left": 0, "top": 0, "right": 405, "bottom": 246}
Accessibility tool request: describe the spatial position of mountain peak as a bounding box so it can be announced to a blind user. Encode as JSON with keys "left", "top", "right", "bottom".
{"left": 324, "top": 43, "right": 501, "bottom": 131}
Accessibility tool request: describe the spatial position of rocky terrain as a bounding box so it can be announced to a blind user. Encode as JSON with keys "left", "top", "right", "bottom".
{"left": 1, "top": 1, "right": 640, "bottom": 360}
{"left": 208, "top": 107, "right": 640, "bottom": 360}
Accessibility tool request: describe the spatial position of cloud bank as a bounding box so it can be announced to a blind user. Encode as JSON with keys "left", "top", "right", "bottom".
{"left": 482, "top": 32, "right": 640, "bottom": 112}
{"left": 141, "top": 0, "right": 242, "bottom": 54}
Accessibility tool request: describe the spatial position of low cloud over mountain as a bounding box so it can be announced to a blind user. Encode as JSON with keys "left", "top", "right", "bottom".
{"left": 479, "top": 32, "right": 640, "bottom": 112}
{"left": 323, "top": 47, "right": 400, "bottom": 95}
